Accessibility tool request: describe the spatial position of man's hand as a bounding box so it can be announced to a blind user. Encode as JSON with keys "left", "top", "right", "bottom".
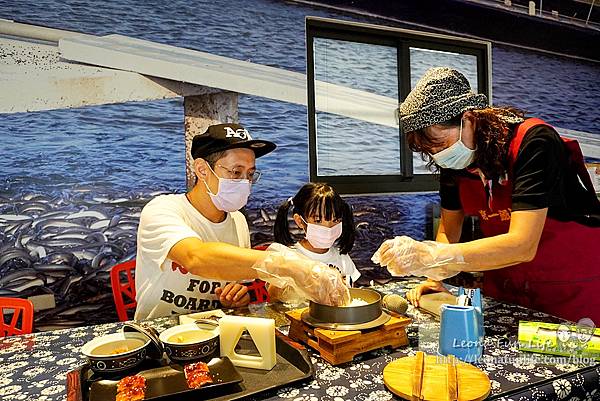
{"left": 215, "top": 282, "right": 250, "bottom": 308}
{"left": 405, "top": 279, "right": 449, "bottom": 308}
{"left": 252, "top": 243, "right": 350, "bottom": 306}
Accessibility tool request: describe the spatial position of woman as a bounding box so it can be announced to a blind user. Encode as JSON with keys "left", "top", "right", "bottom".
{"left": 373, "top": 67, "right": 600, "bottom": 323}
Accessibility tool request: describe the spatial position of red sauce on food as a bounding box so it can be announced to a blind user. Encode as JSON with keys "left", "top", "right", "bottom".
{"left": 184, "top": 362, "right": 213, "bottom": 389}
{"left": 116, "top": 374, "right": 146, "bottom": 401}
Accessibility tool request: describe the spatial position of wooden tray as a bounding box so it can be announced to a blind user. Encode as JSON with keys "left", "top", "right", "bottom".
{"left": 286, "top": 308, "right": 411, "bottom": 365}
{"left": 383, "top": 351, "right": 491, "bottom": 401}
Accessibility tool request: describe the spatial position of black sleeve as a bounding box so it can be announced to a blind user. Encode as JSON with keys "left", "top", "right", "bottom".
{"left": 511, "top": 126, "right": 566, "bottom": 211}
{"left": 439, "top": 168, "right": 462, "bottom": 210}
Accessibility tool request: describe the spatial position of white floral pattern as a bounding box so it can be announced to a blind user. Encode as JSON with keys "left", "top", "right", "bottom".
{"left": 553, "top": 379, "right": 572, "bottom": 399}
{"left": 277, "top": 387, "right": 300, "bottom": 398}
{"left": 326, "top": 386, "right": 349, "bottom": 397}
{"left": 505, "top": 372, "right": 530, "bottom": 383}
{"left": 317, "top": 366, "right": 345, "bottom": 381}
{"left": 365, "top": 390, "right": 392, "bottom": 401}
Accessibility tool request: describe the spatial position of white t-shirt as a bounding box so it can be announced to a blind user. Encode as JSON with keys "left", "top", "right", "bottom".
{"left": 134, "top": 194, "right": 250, "bottom": 320}
{"left": 292, "top": 242, "right": 361, "bottom": 287}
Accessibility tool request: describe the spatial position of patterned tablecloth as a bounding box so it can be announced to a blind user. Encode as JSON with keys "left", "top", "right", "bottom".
{"left": 0, "top": 279, "right": 598, "bottom": 401}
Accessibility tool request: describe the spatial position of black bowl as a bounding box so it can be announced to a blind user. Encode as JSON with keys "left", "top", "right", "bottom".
{"left": 81, "top": 332, "right": 150, "bottom": 374}
{"left": 159, "top": 322, "right": 220, "bottom": 363}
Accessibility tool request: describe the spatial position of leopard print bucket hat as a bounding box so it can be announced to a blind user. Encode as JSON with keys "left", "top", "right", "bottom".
{"left": 399, "top": 67, "right": 489, "bottom": 133}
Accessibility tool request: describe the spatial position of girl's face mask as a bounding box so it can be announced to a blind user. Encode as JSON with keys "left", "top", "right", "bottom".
{"left": 301, "top": 216, "right": 343, "bottom": 249}
{"left": 431, "top": 119, "right": 476, "bottom": 170}
{"left": 203, "top": 164, "right": 251, "bottom": 212}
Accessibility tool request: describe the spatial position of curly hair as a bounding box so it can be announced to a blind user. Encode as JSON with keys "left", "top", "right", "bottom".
{"left": 406, "top": 107, "right": 526, "bottom": 181}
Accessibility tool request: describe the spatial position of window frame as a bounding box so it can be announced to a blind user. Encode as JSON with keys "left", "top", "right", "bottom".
{"left": 306, "top": 16, "right": 492, "bottom": 194}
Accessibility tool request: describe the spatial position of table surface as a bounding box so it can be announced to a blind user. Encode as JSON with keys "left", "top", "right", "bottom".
{"left": 0, "top": 279, "right": 598, "bottom": 401}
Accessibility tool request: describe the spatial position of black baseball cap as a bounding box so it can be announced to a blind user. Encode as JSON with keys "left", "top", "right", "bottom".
{"left": 191, "top": 123, "right": 276, "bottom": 159}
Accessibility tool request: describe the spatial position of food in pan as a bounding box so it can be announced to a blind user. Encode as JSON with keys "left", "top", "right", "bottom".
{"left": 116, "top": 374, "right": 146, "bottom": 401}
{"left": 345, "top": 298, "right": 368, "bottom": 307}
{"left": 184, "top": 361, "right": 214, "bottom": 389}
{"left": 167, "top": 330, "right": 215, "bottom": 344}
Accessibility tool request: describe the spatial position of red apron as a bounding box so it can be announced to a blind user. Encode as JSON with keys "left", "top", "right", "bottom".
{"left": 456, "top": 118, "right": 600, "bottom": 323}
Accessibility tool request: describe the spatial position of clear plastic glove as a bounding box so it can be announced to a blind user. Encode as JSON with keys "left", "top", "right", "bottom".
{"left": 267, "top": 283, "right": 305, "bottom": 306}
{"left": 252, "top": 243, "right": 351, "bottom": 306}
{"left": 372, "top": 236, "right": 464, "bottom": 280}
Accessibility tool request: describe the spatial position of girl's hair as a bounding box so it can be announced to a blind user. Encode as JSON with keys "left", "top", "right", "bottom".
{"left": 406, "top": 106, "right": 526, "bottom": 181}
{"left": 273, "top": 183, "right": 355, "bottom": 254}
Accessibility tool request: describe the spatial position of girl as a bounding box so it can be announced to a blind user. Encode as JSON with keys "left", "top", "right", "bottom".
{"left": 274, "top": 183, "right": 360, "bottom": 287}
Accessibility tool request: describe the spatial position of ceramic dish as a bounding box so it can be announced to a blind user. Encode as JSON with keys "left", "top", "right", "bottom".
{"left": 159, "top": 322, "right": 220, "bottom": 363}
{"left": 81, "top": 332, "right": 151, "bottom": 373}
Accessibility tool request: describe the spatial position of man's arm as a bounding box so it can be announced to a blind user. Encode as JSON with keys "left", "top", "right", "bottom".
{"left": 168, "top": 238, "right": 266, "bottom": 280}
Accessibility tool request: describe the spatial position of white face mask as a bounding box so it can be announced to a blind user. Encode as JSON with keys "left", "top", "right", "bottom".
{"left": 431, "top": 119, "right": 476, "bottom": 170}
{"left": 203, "top": 164, "right": 251, "bottom": 212}
{"left": 301, "top": 217, "right": 343, "bottom": 249}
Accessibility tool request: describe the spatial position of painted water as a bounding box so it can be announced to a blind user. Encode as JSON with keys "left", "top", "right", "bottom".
{"left": 1, "top": 0, "right": 599, "bottom": 328}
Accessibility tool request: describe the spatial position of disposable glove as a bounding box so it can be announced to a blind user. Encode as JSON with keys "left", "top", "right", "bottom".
{"left": 372, "top": 236, "right": 464, "bottom": 280}
{"left": 252, "top": 243, "right": 350, "bottom": 306}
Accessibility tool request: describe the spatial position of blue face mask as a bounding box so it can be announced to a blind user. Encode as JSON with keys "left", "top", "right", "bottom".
{"left": 431, "top": 119, "right": 476, "bottom": 170}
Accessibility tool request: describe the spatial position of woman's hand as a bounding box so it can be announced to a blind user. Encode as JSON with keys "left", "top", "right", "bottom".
{"left": 215, "top": 283, "right": 250, "bottom": 308}
{"left": 405, "top": 279, "right": 449, "bottom": 308}
{"left": 372, "top": 236, "right": 463, "bottom": 280}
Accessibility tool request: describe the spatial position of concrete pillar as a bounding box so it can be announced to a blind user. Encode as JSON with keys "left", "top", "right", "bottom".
{"left": 528, "top": 1, "right": 536, "bottom": 15}
{"left": 184, "top": 92, "right": 239, "bottom": 189}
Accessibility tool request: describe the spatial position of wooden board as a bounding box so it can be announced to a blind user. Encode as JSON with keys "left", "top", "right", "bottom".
{"left": 418, "top": 293, "right": 458, "bottom": 319}
{"left": 59, "top": 35, "right": 398, "bottom": 128}
{"left": 286, "top": 308, "right": 411, "bottom": 365}
{"left": 383, "top": 352, "right": 490, "bottom": 401}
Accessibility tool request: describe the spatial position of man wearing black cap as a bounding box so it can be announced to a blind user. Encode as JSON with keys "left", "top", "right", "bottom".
{"left": 134, "top": 123, "right": 350, "bottom": 320}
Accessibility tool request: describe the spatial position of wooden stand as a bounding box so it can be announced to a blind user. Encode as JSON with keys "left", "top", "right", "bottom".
{"left": 286, "top": 308, "right": 411, "bottom": 365}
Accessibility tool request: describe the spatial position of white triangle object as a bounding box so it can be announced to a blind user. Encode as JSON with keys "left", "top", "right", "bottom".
{"left": 219, "top": 315, "right": 276, "bottom": 370}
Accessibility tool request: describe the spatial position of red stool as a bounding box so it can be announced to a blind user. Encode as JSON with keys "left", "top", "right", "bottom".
{"left": 110, "top": 260, "right": 137, "bottom": 321}
{"left": 247, "top": 244, "right": 271, "bottom": 303}
{"left": 0, "top": 297, "right": 34, "bottom": 336}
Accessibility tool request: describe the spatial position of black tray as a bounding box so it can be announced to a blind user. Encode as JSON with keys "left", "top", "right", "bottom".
{"left": 88, "top": 357, "right": 241, "bottom": 401}
{"left": 67, "top": 332, "right": 314, "bottom": 401}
